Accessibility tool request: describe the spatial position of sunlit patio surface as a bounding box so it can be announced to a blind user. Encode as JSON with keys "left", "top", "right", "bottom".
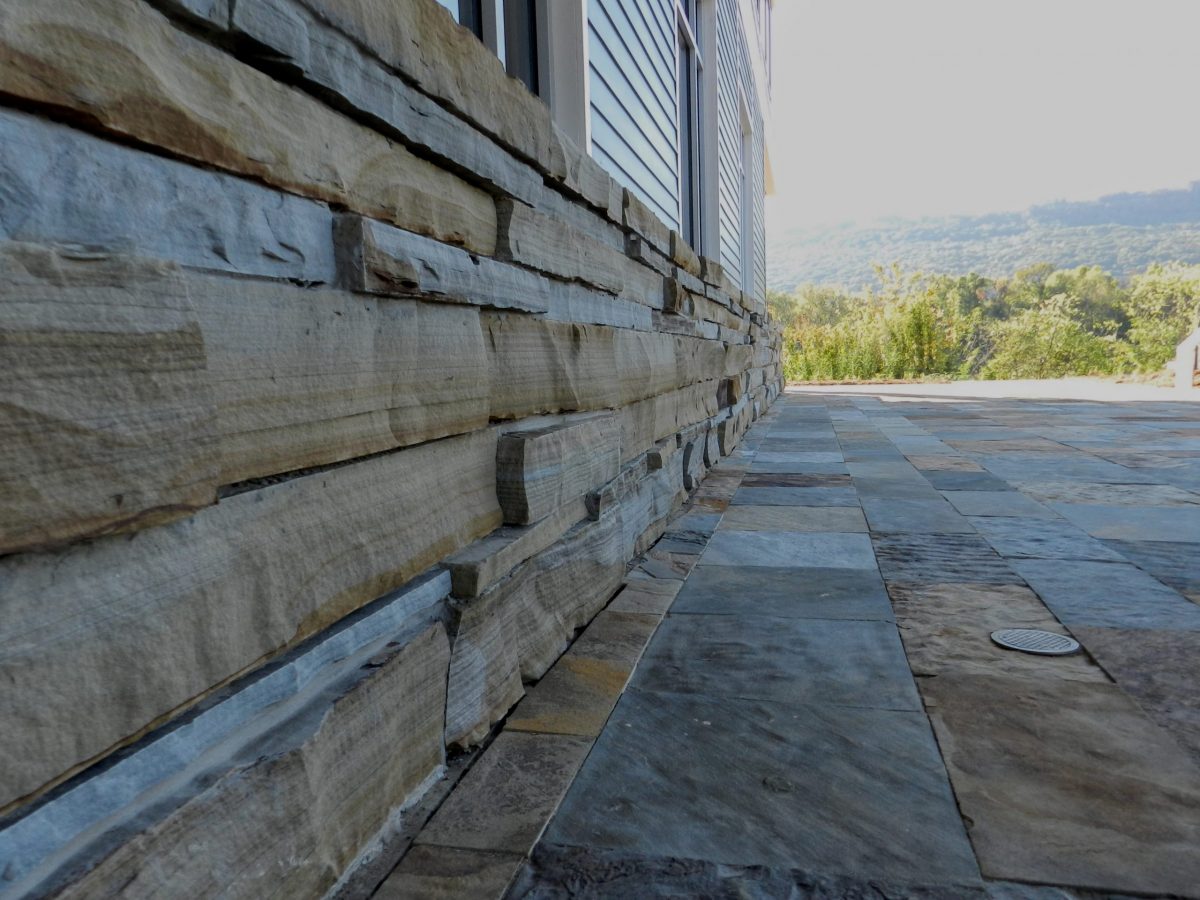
{"left": 387, "top": 383, "right": 1200, "bottom": 898}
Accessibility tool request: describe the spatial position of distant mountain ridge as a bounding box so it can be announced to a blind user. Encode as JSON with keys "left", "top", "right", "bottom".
{"left": 767, "top": 183, "right": 1200, "bottom": 291}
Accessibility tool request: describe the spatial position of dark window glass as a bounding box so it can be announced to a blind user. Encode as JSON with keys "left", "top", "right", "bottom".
{"left": 678, "top": 31, "right": 695, "bottom": 246}
{"left": 505, "top": 0, "right": 539, "bottom": 95}
{"left": 459, "top": 0, "right": 483, "bottom": 38}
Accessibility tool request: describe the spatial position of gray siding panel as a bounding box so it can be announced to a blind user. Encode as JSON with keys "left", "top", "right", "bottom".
{"left": 714, "top": 0, "right": 765, "bottom": 298}
{"left": 588, "top": 0, "right": 679, "bottom": 232}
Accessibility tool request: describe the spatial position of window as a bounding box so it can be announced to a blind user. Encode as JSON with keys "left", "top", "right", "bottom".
{"left": 739, "top": 96, "right": 755, "bottom": 294}
{"left": 677, "top": 0, "right": 704, "bottom": 250}
{"left": 435, "top": 0, "right": 541, "bottom": 96}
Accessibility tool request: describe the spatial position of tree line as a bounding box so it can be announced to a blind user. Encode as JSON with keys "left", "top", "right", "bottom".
{"left": 768, "top": 262, "right": 1200, "bottom": 382}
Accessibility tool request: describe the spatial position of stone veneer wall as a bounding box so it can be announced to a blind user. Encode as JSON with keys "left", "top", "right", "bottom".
{"left": 0, "top": 0, "right": 781, "bottom": 895}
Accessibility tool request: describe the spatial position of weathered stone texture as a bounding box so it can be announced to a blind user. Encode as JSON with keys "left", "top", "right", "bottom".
{"left": 0, "top": 244, "right": 216, "bottom": 555}
{"left": 0, "top": 243, "right": 492, "bottom": 551}
{"left": 0, "top": 109, "right": 337, "bottom": 284}
{"left": 0, "top": 0, "right": 782, "bottom": 885}
{"left": 0, "top": 0, "right": 497, "bottom": 254}
{"left": 497, "top": 415, "right": 622, "bottom": 524}
{"left": 445, "top": 513, "right": 626, "bottom": 748}
{"left": 0, "top": 430, "right": 500, "bottom": 808}
{"left": 294, "top": 0, "right": 557, "bottom": 175}
{"left": 47, "top": 623, "right": 450, "bottom": 900}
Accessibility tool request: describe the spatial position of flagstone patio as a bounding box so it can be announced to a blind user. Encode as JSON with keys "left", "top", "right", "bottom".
{"left": 374, "top": 383, "right": 1200, "bottom": 899}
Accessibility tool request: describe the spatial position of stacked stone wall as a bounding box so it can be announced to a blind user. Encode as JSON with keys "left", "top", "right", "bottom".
{"left": 0, "top": 0, "right": 782, "bottom": 895}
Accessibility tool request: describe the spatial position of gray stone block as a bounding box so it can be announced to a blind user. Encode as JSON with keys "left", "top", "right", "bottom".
{"left": 0, "top": 108, "right": 336, "bottom": 282}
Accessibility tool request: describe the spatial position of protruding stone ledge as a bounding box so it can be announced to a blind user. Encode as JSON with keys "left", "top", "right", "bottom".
{"left": 445, "top": 498, "right": 591, "bottom": 599}
{"left": 445, "top": 512, "right": 625, "bottom": 749}
{"left": 0, "top": 571, "right": 451, "bottom": 899}
{"left": 335, "top": 215, "right": 653, "bottom": 331}
{"left": 496, "top": 413, "right": 622, "bottom": 525}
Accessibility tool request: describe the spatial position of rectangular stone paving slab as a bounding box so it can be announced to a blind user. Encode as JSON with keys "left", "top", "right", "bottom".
{"left": 976, "top": 454, "right": 1158, "bottom": 485}
{"left": 942, "top": 490, "right": 1058, "bottom": 519}
{"left": 752, "top": 451, "right": 845, "bottom": 465}
{"left": 851, "top": 475, "right": 943, "bottom": 500}
{"left": 1020, "top": 481, "right": 1200, "bottom": 506}
{"left": 513, "top": 843, "right": 985, "bottom": 899}
{"left": 922, "top": 470, "right": 1012, "bottom": 491}
{"left": 606, "top": 579, "right": 681, "bottom": 616}
{"left": 672, "top": 565, "right": 893, "bottom": 621}
{"left": 417, "top": 731, "right": 591, "bottom": 855}
{"left": 861, "top": 498, "right": 976, "bottom": 534}
{"left": 1101, "top": 539, "right": 1200, "bottom": 602}
{"left": 873, "top": 533, "right": 1024, "bottom": 585}
{"left": 906, "top": 455, "right": 984, "bottom": 471}
{"left": 731, "top": 486, "right": 860, "bottom": 507}
{"left": 376, "top": 845, "right": 522, "bottom": 900}
{"left": 885, "top": 582, "right": 1107, "bottom": 682}
{"left": 700, "top": 531, "right": 877, "bottom": 569}
{"left": 719, "top": 505, "right": 868, "bottom": 533}
{"left": 633, "top": 614, "right": 921, "bottom": 710}
{"left": 1014, "top": 559, "right": 1200, "bottom": 630}
{"left": 967, "top": 517, "right": 1123, "bottom": 562}
{"left": 922, "top": 675, "right": 1200, "bottom": 897}
{"left": 1071, "top": 626, "right": 1200, "bottom": 766}
{"left": 740, "top": 472, "right": 852, "bottom": 488}
{"left": 1051, "top": 503, "right": 1200, "bottom": 543}
{"left": 541, "top": 689, "right": 981, "bottom": 887}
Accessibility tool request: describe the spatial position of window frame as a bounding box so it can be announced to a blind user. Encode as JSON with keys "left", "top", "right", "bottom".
{"left": 675, "top": 0, "right": 706, "bottom": 252}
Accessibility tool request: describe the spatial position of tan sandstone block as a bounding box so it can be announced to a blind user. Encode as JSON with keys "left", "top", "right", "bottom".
{"left": 0, "top": 244, "right": 217, "bottom": 555}
{"left": 0, "top": 430, "right": 500, "bottom": 809}
{"left": 296, "top": 0, "right": 558, "bottom": 174}
{"left": 496, "top": 414, "right": 622, "bottom": 525}
{"left": 53, "top": 624, "right": 450, "bottom": 900}
{"left": 0, "top": 0, "right": 496, "bottom": 254}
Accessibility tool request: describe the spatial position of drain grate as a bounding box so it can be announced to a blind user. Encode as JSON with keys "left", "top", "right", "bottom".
{"left": 991, "top": 628, "right": 1080, "bottom": 656}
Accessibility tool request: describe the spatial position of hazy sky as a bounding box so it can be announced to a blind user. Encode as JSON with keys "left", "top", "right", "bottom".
{"left": 766, "top": 0, "right": 1200, "bottom": 230}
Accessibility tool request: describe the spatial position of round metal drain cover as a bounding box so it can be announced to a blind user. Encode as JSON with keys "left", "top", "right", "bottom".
{"left": 991, "top": 629, "right": 1080, "bottom": 656}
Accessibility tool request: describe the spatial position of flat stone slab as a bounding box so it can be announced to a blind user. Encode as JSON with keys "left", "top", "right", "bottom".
{"left": 633, "top": 615, "right": 921, "bottom": 710}
{"left": 907, "top": 455, "right": 984, "bottom": 472}
{"left": 942, "top": 491, "right": 1058, "bottom": 519}
{"left": 968, "top": 517, "right": 1123, "bottom": 562}
{"left": 607, "top": 579, "right": 681, "bottom": 616}
{"left": 923, "top": 675, "right": 1200, "bottom": 897}
{"left": 861, "top": 499, "right": 975, "bottom": 534}
{"left": 751, "top": 459, "right": 850, "bottom": 475}
{"left": 542, "top": 689, "right": 980, "bottom": 886}
{"left": 1014, "top": 559, "right": 1200, "bottom": 630}
{"left": 719, "top": 505, "right": 868, "bottom": 533}
{"left": 1102, "top": 539, "right": 1200, "bottom": 602}
{"left": 672, "top": 565, "right": 893, "bottom": 621}
{"left": 741, "top": 473, "right": 851, "bottom": 488}
{"left": 1072, "top": 626, "right": 1200, "bottom": 765}
{"left": 1052, "top": 504, "right": 1200, "bottom": 543}
{"left": 506, "top": 611, "right": 659, "bottom": 737}
{"left": 700, "top": 531, "right": 877, "bottom": 569}
{"left": 850, "top": 475, "right": 943, "bottom": 500}
{"left": 886, "top": 582, "right": 1108, "bottom": 682}
{"left": 922, "top": 470, "right": 1012, "bottom": 491}
{"left": 873, "top": 533, "right": 1023, "bottom": 585}
{"left": 752, "top": 451, "right": 845, "bottom": 465}
{"left": 417, "top": 731, "right": 591, "bottom": 854}
{"left": 977, "top": 454, "right": 1158, "bottom": 485}
{"left": 1020, "top": 481, "right": 1200, "bottom": 507}
{"left": 731, "top": 486, "right": 860, "bottom": 507}
{"left": 514, "top": 843, "right": 985, "bottom": 899}
{"left": 377, "top": 845, "right": 522, "bottom": 900}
